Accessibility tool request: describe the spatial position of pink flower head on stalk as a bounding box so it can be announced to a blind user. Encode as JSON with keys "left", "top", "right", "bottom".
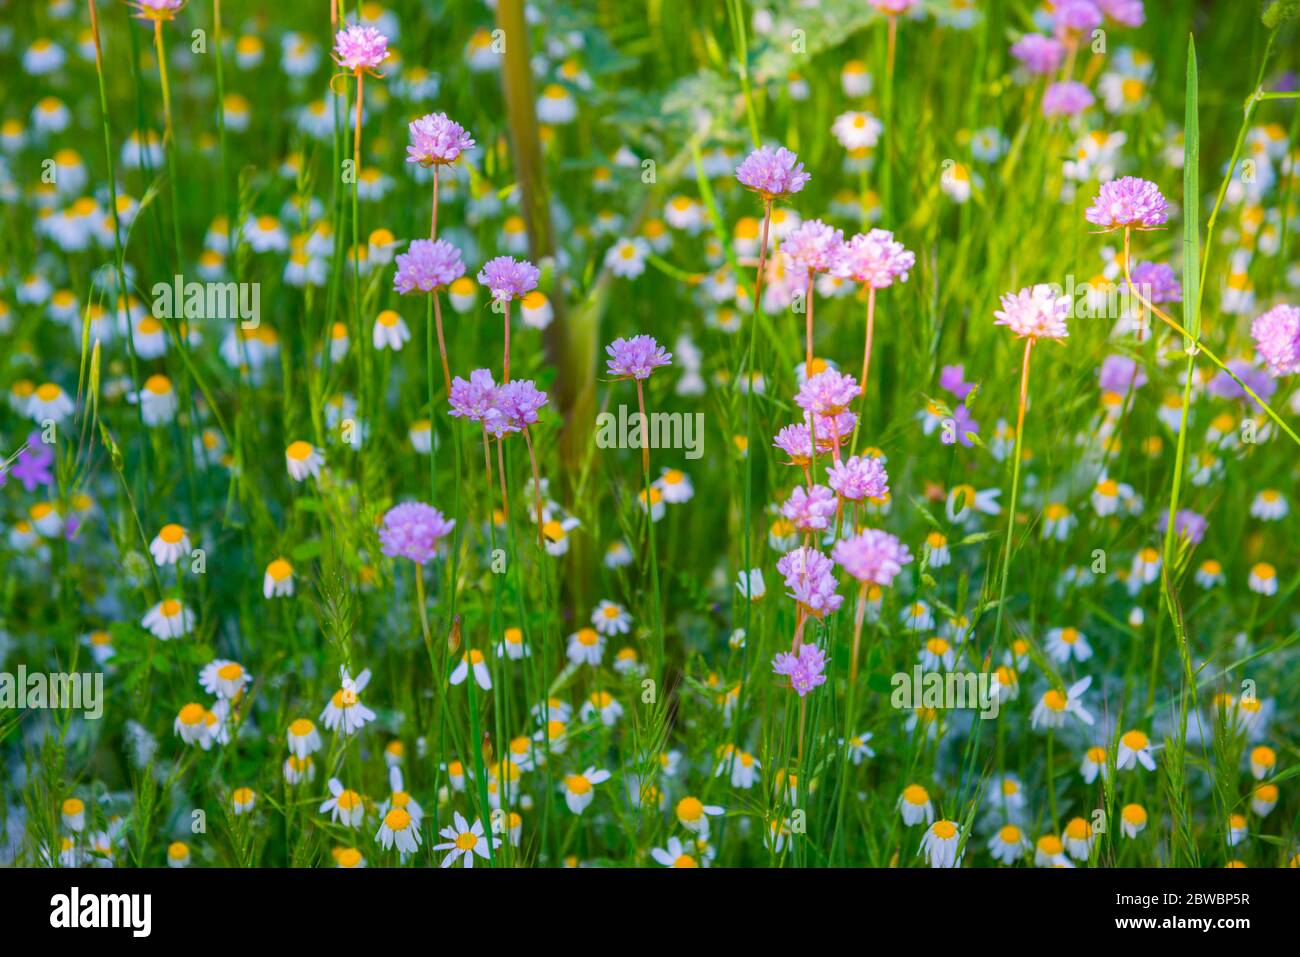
{"left": 128, "top": 0, "right": 185, "bottom": 20}
{"left": 448, "top": 368, "right": 501, "bottom": 425}
{"left": 870, "top": 0, "right": 916, "bottom": 12}
{"left": 995, "top": 285, "right": 1071, "bottom": 341}
{"left": 1251, "top": 304, "right": 1300, "bottom": 376}
{"left": 1159, "top": 508, "right": 1207, "bottom": 546}
{"left": 394, "top": 239, "right": 464, "bottom": 294}
{"left": 735, "top": 146, "right": 811, "bottom": 201}
{"left": 1098, "top": 354, "right": 1147, "bottom": 393}
{"left": 1125, "top": 261, "right": 1182, "bottom": 303}
{"left": 781, "top": 484, "right": 838, "bottom": 532}
{"left": 379, "top": 502, "right": 455, "bottom": 565}
{"left": 1010, "top": 34, "right": 1067, "bottom": 75}
{"left": 783, "top": 219, "right": 847, "bottom": 275}
{"left": 813, "top": 411, "right": 858, "bottom": 452}
{"left": 831, "top": 528, "right": 913, "bottom": 586}
{"left": 776, "top": 547, "right": 843, "bottom": 616}
{"left": 838, "top": 229, "right": 915, "bottom": 288}
{"left": 1098, "top": 0, "right": 1145, "bottom": 27}
{"left": 826, "top": 455, "right": 889, "bottom": 501}
{"left": 332, "top": 25, "right": 391, "bottom": 73}
{"left": 795, "top": 369, "right": 861, "bottom": 416}
{"left": 773, "top": 424, "right": 814, "bottom": 464}
{"left": 772, "top": 643, "right": 829, "bottom": 697}
{"left": 497, "top": 379, "right": 549, "bottom": 429}
{"left": 1085, "top": 177, "right": 1170, "bottom": 231}
{"left": 605, "top": 335, "right": 672, "bottom": 380}
{"left": 407, "top": 112, "right": 475, "bottom": 167}
{"left": 477, "top": 256, "right": 540, "bottom": 303}
{"left": 1042, "top": 81, "right": 1095, "bottom": 117}
{"left": 1052, "top": 0, "right": 1104, "bottom": 36}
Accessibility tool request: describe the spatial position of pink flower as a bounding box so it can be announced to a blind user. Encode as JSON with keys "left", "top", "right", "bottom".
{"left": 812, "top": 410, "right": 858, "bottom": 451}
{"left": 394, "top": 239, "right": 464, "bottom": 294}
{"left": 772, "top": 643, "right": 829, "bottom": 697}
{"left": 497, "top": 379, "right": 549, "bottom": 429}
{"left": 605, "top": 335, "right": 672, "bottom": 380}
{"left": 379, "top": 502, "right": 455, "bottom": 565}
{"left": 1098, "top": 0, "right": 1145, "bottom": 26}
{"left": 406, "top": 112, "right": 475, "bottom": 167}
{"left": 870, "top": 0, "right": 917, "bottom": 13}
{"left": 128, "top": 0, "right": 184, "bottom": 20}
{"left": 332, "top": 25, "right": 390, "bottom": 73}
{"left": 1010, "top": 34, "right": 1067, "bottom": 76}
{"left": 776, "top": 547, "right": 843, "bottom": 616}
{"left": 1251, "top": 304, "right": 1300, "bottom": 376}
{"left": 795, "top": 369, "right": 861, "bottom": 416}
{"left": 477, "top": 256, "right": 539, "bottom": 302}
{"left": 1085, "top": 177, "right": 1170, "bottom": 231}
{"left": 838, "top": 229, "right": 915, "bottom": 288}
{"left": 448, "top": 368, "right": 500, "bottom": 425}
{"left": 773, "top": 424, "right": 814, "bottom": 464}
{"left": 994, "top": 285, "right": 1071, "bottom": 341}
{"left": 831, "top": 529, "right": 913, "bottom": 586}
{"left": 1042, "top": 81, "right": 1095, "bottom": 117}
{"left": 1052, "top": 0, "right": 1104, "bottom": 36}
{"left": 826, "top": 456, "right": 889, "bottom": 501}
{"left": 781, "top": 484, "right": 838, "bottom": 532}
{"left": 735, "top": 146, "right": 810, "bottom": 200}
{"left": 783, "top": 219, "right": 847, "bottom": 275}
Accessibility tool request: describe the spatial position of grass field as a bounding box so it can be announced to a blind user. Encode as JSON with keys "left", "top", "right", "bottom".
{"left": 1, "top": 0, "right": 1299, "bottom": 869}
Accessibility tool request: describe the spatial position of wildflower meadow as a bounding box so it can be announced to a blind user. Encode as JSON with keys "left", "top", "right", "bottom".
{"left": 3, "top": 0, "right": 1300, "bottom": 902}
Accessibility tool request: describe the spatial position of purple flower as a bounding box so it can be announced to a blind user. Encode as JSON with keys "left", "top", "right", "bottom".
{"left": 941, "top": 405, "right": 979, "bottom": 448}
{"left": 994, "top": 284, "right": 1071, "bottom": 340}
{"left": 1098, "top": 0, "right": 1145, "bottom": 27}
{"left": 776, "top": 546, "right": 843, "bottom": 616}
{"left": 1159, "top": 508, "right": 1207, "bottom": 546}
{"left": 1207, "top": 360, "right": 1278, "bottom": 403}
{"left": 1053, "top": 0, "right": 1104, "bottom": 35}
{"left": 394, "top": 239, "right": 465, "bottom": 294}
{"left": 772, "top": 643, "right": 829, "bottom": 697}
{"left": 826, "top": 455, "right": 889, "bottom": 501}
{"left": 939, "top": 364, "right": 974, "bottom": 401}
{"left": 1085, "top": 177, "right": 1169, "bottom": 231}
{"left": 795, "top": 369, "right": 861, "bottom": 416}
{"left": 477, "top": 256, "right": 540, "bottom": 303}
{"left": 837, "top": 229, "right": 915, "bottom": 288}
{"left": 1251, "top": 304, "right": 1300, "bottom": 376}
{"left": 1, "top": 432, "right": 54, "bottom": 492}
{"left": 1042, "top": 81, "right": 1095, "bottom": 117}
{"left": 406, "top": 112, "right": 475, "bottom": 167}
{"left": 1098, "top": 354, "right": 1147, "bottom": 393}
{"left": 448, "top": 368, "right": 501, "bottom": 424}
{"left": 497, "top": 379, "right": 549, "bottom": 428}
{"left": 332, "top": 25, "right": 390, "bottom": 73}
{"left": 379, "top": 502, "right": 455, "bottom": 565}
{"left": 781, "top": 484, "right": 838, "bottom": 532}
{"left": 1125, "top": 261, "right": 1182, "bottom": 304}
{"left": 605, "top": 335, "right": 672, "bottom": 380}
{"left": 1010, "top": 34, "right": 1067, "bottom": 76}
{"left": 831, "top": 529, "right": 913, "bottom": 586}
{"left": 773, "top": 424, "right": 814, "bottom": 463}
{"left": 735, "top": 146, "right": 811, "bottom": 200}
{"left": 783, "top": 219, "right": 847, "bottom": 275}
{"left": 812, "top": 410, "right": 858, "bottom": 451}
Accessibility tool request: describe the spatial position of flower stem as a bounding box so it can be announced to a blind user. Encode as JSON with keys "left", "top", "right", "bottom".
{"left": 990, "top": 337, "right": 1033, "bottom": 654}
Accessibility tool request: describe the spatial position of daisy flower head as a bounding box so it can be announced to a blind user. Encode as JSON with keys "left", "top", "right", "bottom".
{"left": 128, "top": 0, "right": 186, "bottom": 21}
{"left": 1250, "top": 303, "right": 1300, "bottom": 376}
{"left": 831, "top": 528, "right": 913, "bottom": 586}
{"left": 406, "top": 112, "right": 474, "bottom": 167}
{"left": 920, "top": 820, "right": 964, "bottom": 868}
{"left": 332, "top": 24, "right": 390, "bottom": 73}
{"left": 994, "top": 284, "right": 1071, "bottom": 341}
{"left": 592, "top": 600, "right": 631, "bottom": 636}
{"left": 376, "top": 806, "right": 421, "bottom": 854}
{"left": 321, "top": 666, "right": 377, "bottom": 735}
{"left": 561, "top": 767, "right": 611, "bottom": 814}
{"left": 1031, "top": 676, "right": 1095, "bottom": 729}
{"left": 771, "top": 642, "right": 829, "bottom": 696}
{"left": 605, "top": 335, "right": 672, "bottom": 380}
{"left": 378, "top": 501, "right": 455, "bottom": 565}
{"left": 838, "top": 229, "right": 915, "bottom": 288}
{"left": 650, "top": 836, "right": 699, "bottom": 868}
{"left": 433, "top": 812, "right": 497, "bottom": 867}
{"left": 393, "top": 239, "right": 465, "bottom": 294}
{"left": 782, "top": 219, "right": 847, "bottom": 275}
{"left": 200, "top": 659, "right": 252, "bottom": 700}
{"left": 476, "top": 255, "right": 539, "bottom": 303}
{"left": 734, "top": 145, "right": 810, "bottom": 201}
{"left": 1085, "top": 176, "right": 1170, "bottom": 231}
